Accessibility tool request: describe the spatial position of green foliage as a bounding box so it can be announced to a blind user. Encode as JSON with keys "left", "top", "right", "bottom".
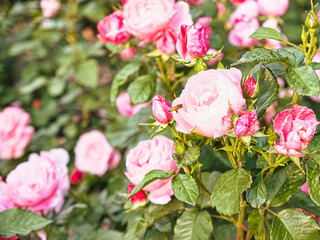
{"left": 250, "top": 27, "right": 289, "bottom": 44}
{"left": 246, "top": 175, "right": 268, "bottom": 208}
{"left": 128, "top": 74, "right": 155, "bottom": 104}
{"left": 171, "top": 174, "right": 200, "bottom": 206}
{"left": 248, "top": 210, "right": 266, "bottom": 240}
{"left": 306, "top": 159, "right": 320, "bottom": 206}
{"left": 173, "top": 146, "right": 201, "bottom": 168}
{"left": 75, "top": 59, "right": 99, "bottom": 88}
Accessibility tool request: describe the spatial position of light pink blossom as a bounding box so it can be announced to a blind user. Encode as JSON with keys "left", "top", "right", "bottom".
{"left": 195, "top": 17, "right": 213, "bottom": 27}
{"left": 40, "top": 0, "right": 60, "bottom": 18}
{"left": 229, "top": 19, "right": 260, "bottom": 48}
{"left": 257, "top": 0, "right": 289, "bottom": 17}
{"left": 229, "top": 1, "right": 259, "bottom": 25}
{"left": 207, "top": 49, "right": 224, "bottom": 66}
{"left": 120, "top": 47, "right": 137, "bottom": 61}
{"left": 116, "top": 92, "right": 148, "bottom": 116}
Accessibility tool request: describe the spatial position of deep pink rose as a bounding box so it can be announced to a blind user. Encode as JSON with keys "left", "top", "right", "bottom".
{"left": 195, "top": 17, "right": 213, "bottom": 27}
{"left": 75, "top": 130, "right": 120, "bottom": 176}
{"left": 116, "top": 92, "right": 148, "bottom": 116}
{"left": 257, "top": 0, "right": 289, "bottom": 17}
{"left": 176, "top": 24, "right": 211, "bottom": 59}
{"left": 5, "top": 149, "right": 69, "bottom": 212}
{"left": 229, "top": 19, "right": 260, "bottom": 48}
{"left": 120, "top": 47, "right": 137, "bottom": 61}
{"left": 151, "top": 95, "right": 173, "bottom": 124}
{"left": 207, "top": 49, "right": 224, "bottom": 66}
{"left": 301, "top": 182, "right": 309, "bottom": 195}
{"left": 0, "top": 107, "right": 34, "bottom": 160}
{"left": 229, "top": 1, "right": 258, "bottom": 25}
{"left": 274, "top": 105, "right": 319, "bottom": 157}
{"left": 234, "top": 110, "right": 260, "bottom": 137}
{"left": 70, "top": 169, "right": 84, "bottom": 184}
{"left": 244, "top": 76, "right": 257, "bottom": 96}
{"left": 184, "top": 0, "right": 204, "bottom": 5}
{"left": 128, "top": 184, "right": 147, "bottom": 203}
{"left": 40, "top": 0, "right": 60, "bottom": 18}
{"left": 262, "top": 18, "right": 286, "bottom": 49}
{"left": 97, "top": 11, "right": 130, "bottom": 45}
{"left": 125, "top": 136, "right": 177, "bottom": 204}
{"left": 172, "top": 69, "right": 246, "bottom": 138}
{"left": 0, "top": 237, "right": 18, "bottom": 240}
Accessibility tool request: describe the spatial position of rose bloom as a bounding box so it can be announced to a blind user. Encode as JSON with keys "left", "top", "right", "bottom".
{"left": 172, "top": 68, "right": 246, "bottom": 138}
{"left": 176, "top": 24, "right": 212, "bottom": 59}
{"left": 5, "top": 149, "right": 69, "bottom": 212}
{"left": 234, "top": 110, "right": 260, "bottom": 137}
{"left": 257, "top": 0, "right": 289, "bottom": 17}
{"left": 0, "top": 107, "right": 34, "bottom": 160}
{"left": 229, "top": 1, "right": 258, "bottom": 25}
{"left": 97, "top": 10, "right": 130, "bottom": 45}
{"left": 151, "top": 95, "right": 173, "bottom": 124}
{"left": 184, "top": 0, "right": 204, "bottom": 5}
{"left": 195, "top": 17, "right": 213, "bottom": 27}
{"left": 125, "top": 136, "right": 177, "bottom": 204}
{"left": 229, "top": 19, "right": 260, "bottom": 48}
{"left": 207, "top": 49, "right": 224, "bottom": 66}
{"left": 116, "top": 92, "right": 148, "bottom": 116}
{"left": 75, "top": 130, "right": 121, "bottom": 176}
{"left": 274, "top": 105, "right": 319, "bottom": 157}
{"left": 40, "top": 0, "right": 60, "bottom": 18}
{"left": 0, "top": 177, "right": 15, "bottom": 213}
{"left": 120, "top": 47, "right": 137, "bottom": 61}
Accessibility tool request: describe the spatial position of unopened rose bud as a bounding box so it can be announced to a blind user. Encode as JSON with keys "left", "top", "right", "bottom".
{"left": 70, "top": 169, "right": 84, "bottom": 184}
{"left": 194, "top": 58, "right": 207, "bottom": 72}
{"left": 151, "top": 95, "right": 173, "bottom": 124}
{"left": 305, "top": 11, "right": 319, "bottom": 29}
{"left": 301, "top": 26, "right": 308, "bottom": 45}
{"left": 243, "top": 76, "right": 258, "bottom": 97}
{"left": 234, "top": 110, "right": 260, "bottom": 137}
{"left": 128, "top": 184, "right": 147, "bottom": 203}
{"left": 120, "top": 47, "right": 137, "bottom": 61}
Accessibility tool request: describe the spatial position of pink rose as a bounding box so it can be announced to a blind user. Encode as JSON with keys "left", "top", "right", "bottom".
{"left": 75, "top": 130, "right": 119, "bottom": 176}
{"left": 274, "top": 105, "right": 319, "bottom": 157}
{"left": 229, "top": 1, "right": 258, "bottom": 25}
{"left": 151, "top": 95, "right": 173, "bottom": 124}
{"left": 70, "top": 169, "right": 84, "bottom": 184}
{"left": 244, "top": 76, "right": 257, "bottom": 96}
{"left": 97, "top": 11, "right": 130, "bottom": 45}
{"left": 207, "top": 49, "right": 224, "bottom": 66}
{"left": 234, "top": 110, "right": 260, "bottom": 137}
{"left": 172, "top": 69, "right": 246, "bottom": 138}
{"left": 262, "top": 18, "right": 286, "bottom": 49}
{"left": 5, "top": 149, "right": 69, "bottom": 212}
{"left": 230, "top": 0, "right": 249, "bottom": 6}
{"left": 40, "top": 0, "right": 60, "bottom": 18}
{"left": 116, "top": 92, "right": 148, "bottom": 116}
{"left": 257, "top": 0, "right": 289, "bottom": 17}
{"left": 0, "top": 237, "right": 18, "bottom": 240}
{"left": 264, "top": 102, "right": 278, "bottom": 125}
{"left": 169, "top": 2, "right": 193, "bottom": 34}
{"left": 195, "top": 17, "right": 213, "bottom": 27}
{"left": 108, "top": 150, "right": 122, "bottom": 170}
{"left": 0, "top": 178, "right": 14, "bottom": 212}
{"left": 125, "top": 136, "right": 177, "bottom": 204}
{"left": 184, "top": 0, "right": 204, "bottom": 5}
{"left": 176, "top": 24, "right": 212, "bottom": 59}
{"left": 120, "top": 47, "right": 137, "bottom": 61}
{"left": 154, "top": 29, "right": 177, "bottom": 55}
{"left": 301, "top": 182, "right": 309, "bottom": 195}
{"left": 0, "top": 107, "right": 34, "bottom": 160}
{"left": 229, "top": 19, "right": 260, "bottom": 48}
{"left": 217, "top": 2, "right": 226, "bottom": 17}
{"left": 128, "top": 184, "right": 147, "bottom": 203}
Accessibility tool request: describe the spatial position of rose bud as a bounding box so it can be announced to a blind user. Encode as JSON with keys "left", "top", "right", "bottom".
{"left": 151, "top": 95, "right": 173, "bottom": 124}
{"left": 128, "top": 184, "right": 147, "bottom": 203}
{"left": 97, "top": 10, "right": 130, "bottom": 45}
{"left": 70, "top": 169, "right": 84, "bottom": 184}
{"left": 184, "top": 0, "right": 204, "bottom": 5}
{"left": 257, "top": 0, "right": 289, "bottom": 17}
{"left": 176, "top": 24, "right": 212, "bottom": 60}
{"left": 305, "top": 11, "right": 319, "bottom": 29}
{"left": 243, "top": 76, "right": 257, "bottom": 97}
{"left": 120, "top": 47, "right": 137, "bottom": 61}
{"left": 273, "top": 105, "right": 319, "bottom": 157}
{"left": 234, "top": 110, "right": 260, "bottom": 137}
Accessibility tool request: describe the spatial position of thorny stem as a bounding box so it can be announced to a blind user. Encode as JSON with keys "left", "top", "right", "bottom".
{"left": 236, "top": 194, "right": 246, "bottom": 240}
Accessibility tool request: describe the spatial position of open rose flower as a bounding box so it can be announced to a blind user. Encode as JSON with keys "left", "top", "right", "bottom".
{"left": 40, "top": 0, "right": 60, "bottom": 18}
{"left": 229, "top": 19, "right": 260, "bottom": 48}
{"left": 5, "top": 149, "right": 69, "bottom": 212}
{"left": 229, "top": 1, "right": 259, "bottom": 25}
{"left": 257, "top": 0, "right": 289, "bottom": 17}
{"left": 274, "top": 105, "right": 319, "bottom": 157}
{"left": 234, "top": 110, "right": 260, "bottom": 137}
{"left": 0, "top": 107, "right": 34, "bottom": 160}
{"left": 97, "top": 10, "right": 130, "bottom": 45}
{"left": 116, "top": 92, "right": 148, "bottom": 116}
{"left": 151, "top": 95, "right": 173, "bottom": 124}
{"left": 125, "top": 136, "right": 177, "bottom": 204}
{"left": 172, "top": 69, "right": 246, "bottom": 138}
{"left": 75, "top": 130, "right": 120, "bottom": 176}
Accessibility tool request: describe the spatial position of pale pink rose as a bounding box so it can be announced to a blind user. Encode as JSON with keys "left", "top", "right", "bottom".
{"left": 0, "top": 107, "right": 34, "bottom": 160}
{"left": 116, "top": 92, "right": 148, "bottom": 116}
{"left": 169, "top": 2, "right": 193, "bottom": 34}
{"left": 0, "top": 178, "right": 15, "bottom": 212}
{"left": 151, "top": 95, "right": 173, "bottom": 124}
{"left": 217, "top": 2, "right": 226, "bottom": 17}
{"left": 5, "top": 149, "right": 69, "bottom": 212}
{"left": 184, "top": 0, "right": 204, "bottom": 5}
{"left": 264, "top": 102, "right": 278, "bottom": 125}
{"left": 207, "top": 49, "right": 224, "bottom": 66}
{"left": 257, "top": 0, "right": 289, "bottom": 17}
{"left": 154, "top": 29, "right": 177, "bottom": 55}
{"left": 274, "top": 105, "right": 319, "bottom": 157}
{"left": 75, "top": 130, "right": 117, "bottom": 176}
{"left": 97, "top": 11, "right": 130, "bottom": 45}
{"left": 176, "top": 24, "right": 212, "bottom": 59}
{"left": 108, "top": 150, "right": 122, "bottom": 170}
{"left": 229, "top": 1, "right": 259, "bottom": 25}
{"left": 40, "top": 0, "right": 60, "bottom": 18}
{"left": 229, "top": 19, "right": 260, "bottom": 47}
{"left": 172, "top": 69, "right": 246, "bottom": 138}
{"left": 262, "top": 18, "right": 286, "bottom": 49}
{"left": 234, "top": 110, "right": 260, "bottom": 137}
{"left": 301, "top": 182, "right": 309, "bottom": 195}
{"left": 125, "top": 135, "right": 177, "bottom": 204}
{"left": 195, "top": 17, "right": 213, "bottom": 27}
{"left": 244, "top": 76, "right": 257, "bottom": 96}
{"left": 120, "top": 47, "right": 137, "bottom": 61}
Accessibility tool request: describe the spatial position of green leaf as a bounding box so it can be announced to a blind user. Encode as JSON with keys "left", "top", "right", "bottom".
{"left": 0, "top": 207, "right": 53, "bottom": 238}
{"left": 55, "top": 203, "right": 88, "bottom": 225}
{"left": 173, "top": 208, "right": 213, "bottom": 240}
{"left": 128, "top": 169, "right": 175, "bottom": 198}
{"left": 171, "top": 174, "right": 200, "bottom": 206}
{"left": 248, "top": 210, "right": 266, "bottom": 240}
{"left": 266, "top": 165, "right": 305, "bottom": 207}
{"left": 197, "top": 171, "right": 221, "bottom": 209}
{"left": 110, "top": 63, "right": 141, "bottom": 102}
{"left": 128, "top": 74, "right": 155, "bottom": 104}
{"left": 211, "top": 168, "right": 252, "bottom": 216}
{"left": 18, "top": 76, "right": 47, "bottom": 94}
{"left": 250, "top": 27, "right": 288, "bottom": 44}
{"left": 75, "top": 59, "right": 99, "bottom": 88}
{"left": 285, "top": 66, "right": 320, "bottom": 97}
{"left": 306, "top": 159, "right": 320, "bottom": 206}
{"left": 277, "top": 48, "right": 305, "bottom": 67}
{"left": 86, "top": 229, "right": 124, "bottom": 240}
{"left": 288, "top": 191, "right": 320, "bottom": 216}
{"left": 173, "top": 146, "right": 201, "bottom": 168}
{"left": 256, "top": 67, "right": 279, "bottom": 118}
{"left": 310, "top": 62, "right": 320, "bottom": 70}
{"left": 270, "top": 209, "right": 320, "bottom": 240}
{"left": 231, "top": 48, "right": 290, "bottom": 67}
{"left": 246, "top": 175, "right": 268, "bottom": 208}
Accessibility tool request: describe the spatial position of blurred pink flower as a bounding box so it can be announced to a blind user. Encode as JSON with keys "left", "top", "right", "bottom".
{"left": 116, "top": 92, "right": 148, "bottom": 116}
{"left": 40, "top": 0, "right": 60, "bottom": 18}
